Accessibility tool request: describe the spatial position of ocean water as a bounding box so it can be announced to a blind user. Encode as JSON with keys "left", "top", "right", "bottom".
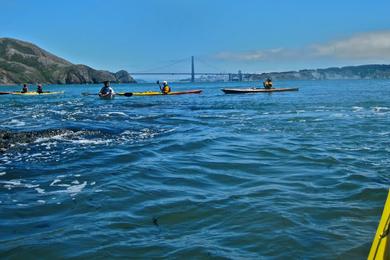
{"left": 0, "top": 80, "right": 389, "bottom": 259}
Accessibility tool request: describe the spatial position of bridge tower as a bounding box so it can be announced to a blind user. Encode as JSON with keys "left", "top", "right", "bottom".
{"left": 191, "top": 56, "right": 195, "bottom": 82}
{"left": 238, "top": 70, "right": 243, "bottom": 81}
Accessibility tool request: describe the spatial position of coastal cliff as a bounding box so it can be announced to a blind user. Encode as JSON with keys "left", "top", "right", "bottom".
{"left": 0, "top": 38, "right": 136, "bottom": 84}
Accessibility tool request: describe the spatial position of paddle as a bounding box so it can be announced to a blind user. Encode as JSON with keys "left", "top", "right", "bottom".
{"left": 117, "top": 92, "right": 133, "bottom": 97}
{"left": 0, "top": 92, "right": 12, "bottom": 95}
{"left": 82, "top": 92, "right": 133, "bottom": 97}
{"left": 156, "top": 80, "right": 163, "bottom": 92}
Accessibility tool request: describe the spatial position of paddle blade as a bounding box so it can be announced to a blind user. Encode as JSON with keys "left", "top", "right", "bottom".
{"left": 116, "top": 92, "right": 133, "bottom": 97}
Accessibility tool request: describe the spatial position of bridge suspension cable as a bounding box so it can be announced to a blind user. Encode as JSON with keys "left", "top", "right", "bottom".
{"left": 196, "top": 56, "right": 225, "bottom": 73}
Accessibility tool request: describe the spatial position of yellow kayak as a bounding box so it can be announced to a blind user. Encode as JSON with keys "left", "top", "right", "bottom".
{"left": 368, "top": 189, "right": 390, "bottom": 260}
{"left": 10, "top": 91, "right": 64, "bottom": 95}
{"left": 123, "top": 90, "right": 202, "bottom": 96}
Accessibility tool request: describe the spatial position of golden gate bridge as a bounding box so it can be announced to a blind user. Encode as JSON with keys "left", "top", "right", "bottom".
{"left": 129, "top": 56, "right": 248, "bottom": 82}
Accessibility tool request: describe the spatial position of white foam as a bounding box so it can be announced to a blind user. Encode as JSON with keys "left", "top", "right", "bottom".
{"left": 139, "top": 131, "right": 156, "bottom": 139}
{"left": 108, "top": 112, "right": 127, "bottom": 117}
{"left": 40, "top": 141, "right": 58, "bottom": 149}
{"left": 50, "top": 179, "right": 70, "bottom": 187}
{"left": 0, "top": 172, "right": 6, "bottom": 176}
{"left": 56, "top": 184, "right": 71, "bottom": 187}
{"left": 373, "top": 107, "right": 390, "bottom": 113}
{"left": 50, "top": 179, "right": 61, "bottom": 186}
{"left": 67, "top": 181, "right": 87, "bottom": 197}
{"left": 1, "top": 180, "right": 38, "bottom": 190}
{"left": 35, "top": 133, "right": 69, "bottom": 143}
{"left": 70, "top": 139, "right": 108, "bottom": 145}
{"left": 7, "top": 119, "right": 26, "bottom": 127}
{"left": 2, "top": 160, "right": 11, "bottom": 165}
{"left": 352, "top": 106, "right": 364, "bottom": 112}
{"left": 37, "top": 200, "right": 46, "bottom": 204}
{"left": 121, "top": 130, "right": 135, "bottom": 135}
{"left": 35, "top": 187, "right": 45, "bottom": 194}
{"left": 44, "top": 179, "right": 88, "bottom": 197}
{"left": 48, "top": 110, "right": 67, "bottom": 115}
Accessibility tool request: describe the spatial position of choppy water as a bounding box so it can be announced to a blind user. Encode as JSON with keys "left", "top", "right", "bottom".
{"left": 0, "top": 80, "right": 389, "bottom": 259}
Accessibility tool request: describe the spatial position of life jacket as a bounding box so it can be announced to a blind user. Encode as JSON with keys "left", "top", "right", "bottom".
{"left": 162, "top": 84, "right": 171, "bottom": 94}
{"left": 263, "top": 81, "right": 273, "bottom": 89}
{"left": 37, "top": 86, "right": 43, "bottom": 93}
{"left": 100, "top": 86, "right": 112, "bottom": 95}
{"left": 21, "top": 87, "right": 28, "bottom": 93}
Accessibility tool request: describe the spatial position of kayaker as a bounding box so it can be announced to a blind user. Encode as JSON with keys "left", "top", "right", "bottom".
{"left": 263, "top": 78, "right": 273, "bottom": 89}
{"left": 37, "top": 84, "right": 43, "bottom": 94}
{"left": 160, "top": 81, "right": 171, "bottom": 94}
{"left": 21, "top": 84, "right": 28, "bottom": 93}
{"left": 99, "top": 81, "right": 115, "bottom": 97}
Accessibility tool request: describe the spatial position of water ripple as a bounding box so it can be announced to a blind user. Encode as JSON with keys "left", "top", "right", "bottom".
{"left": 0, "top": 81, "right": 389, "bottom": 258}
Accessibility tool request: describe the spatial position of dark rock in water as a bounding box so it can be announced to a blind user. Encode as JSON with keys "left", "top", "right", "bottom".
{"left": 0, "top": 131, "right": 15, "bottom": 152}
{"left": 0, "top": 129, "right": 103, "bottom": 153}
{"left": 0, "top": 38, "right": 136, "bottom": 84}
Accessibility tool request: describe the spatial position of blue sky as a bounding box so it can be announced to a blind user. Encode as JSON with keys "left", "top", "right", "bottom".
{"left": 1, "top": 0, "right": 390, "bottom": 75}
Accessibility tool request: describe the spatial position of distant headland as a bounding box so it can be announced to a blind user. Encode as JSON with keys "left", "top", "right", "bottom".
{"left": 245, "top": 64, "right": 390, "bottom": 81}
{"left": 0, "top": 38, "right": 136, "bottom": 85}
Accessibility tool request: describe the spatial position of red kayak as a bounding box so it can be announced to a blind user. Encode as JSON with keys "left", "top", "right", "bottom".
{"left": 221, "top": 88, "right": 299, "bottom": 94}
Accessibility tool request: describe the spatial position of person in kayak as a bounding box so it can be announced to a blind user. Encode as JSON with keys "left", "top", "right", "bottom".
{"left": 21, "top": 83, "right": 28, "bottom": 93}
{"left": 160, "top": 81, "right": 171, "bottom": 94}
{"left": 263, "top": 78, "right": 273, "bottom": 89}
{"left": 37, "top": 84, "right": 43, "bottom": 94}
{"left": 99, "top": 81, "right": 115, "bottom": 97}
